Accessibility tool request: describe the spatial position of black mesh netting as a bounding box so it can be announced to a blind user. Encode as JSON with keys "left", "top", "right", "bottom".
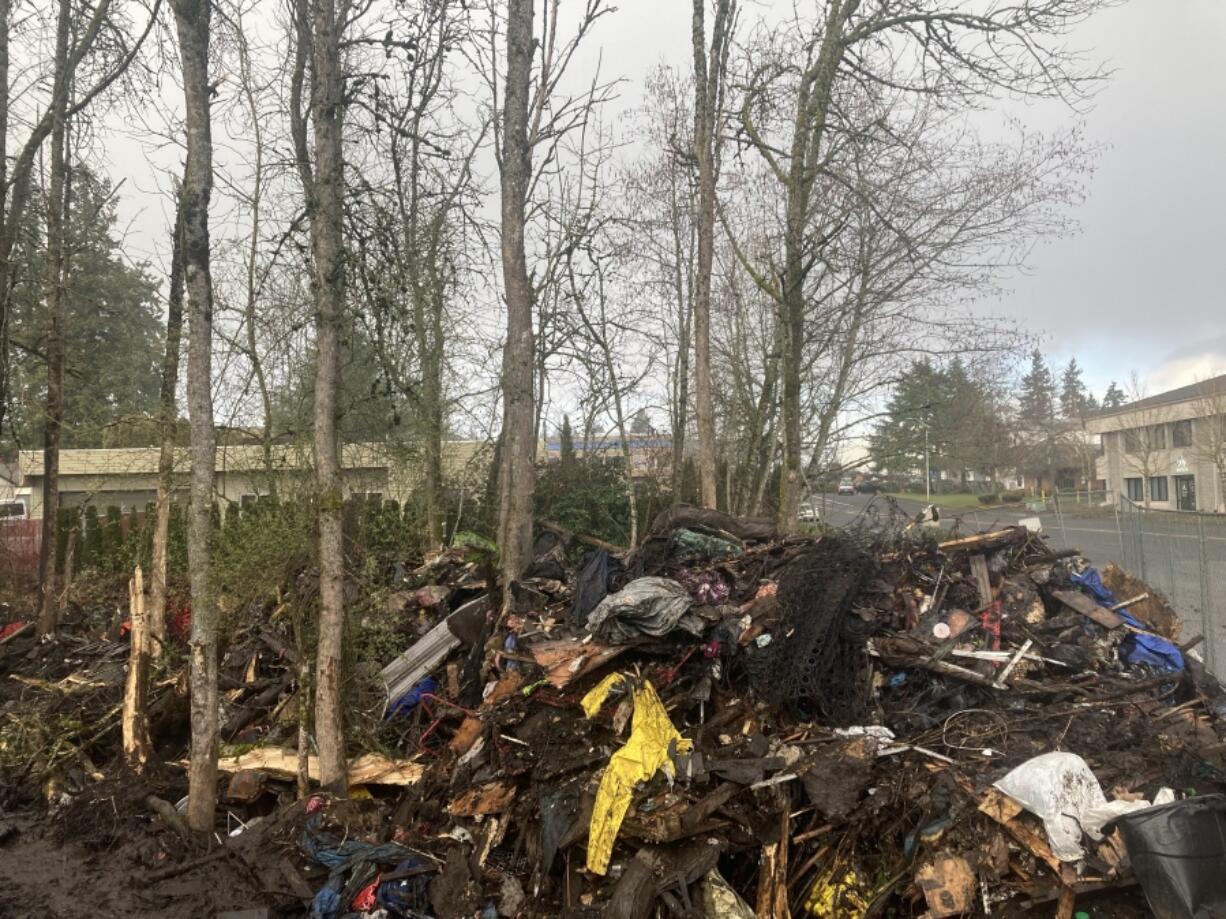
{"left": 745, "top": 534, "right": 878, "bottom": 725}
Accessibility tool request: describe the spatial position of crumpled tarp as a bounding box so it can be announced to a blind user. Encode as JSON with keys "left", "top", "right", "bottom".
{"left": 581, "top": 674, "right": 693, "bottom": 875}
{"left": 671, "top": 528, "right": 743, "bottom": 564}
{"left": 1071, "top": 568, "right": 1184, "bottom": 672}
{"left": 585, "top": 577, "right": 704, "bottom": 642}
{"left": 384, "top": 676, "right": 438, "bottom": 720}
{"left": 994, "top": 751, "right": 1174, "bottom": 861}
{"left": 570, "top": 549, "right": 623, "bottom": 624}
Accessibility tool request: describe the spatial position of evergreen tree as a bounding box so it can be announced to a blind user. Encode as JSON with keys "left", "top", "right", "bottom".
{"left": 868, "top": 359, "right": 944, "bottom": 476}
{"left": 7, "top": 168, "right": 163, "bottom": 447}
{"left": 1018, "top": 350, "right": 1057, "bottom": 431}
{"left": 1102, "top": 381, "right": 1127, "bottom": 410}
{"left": 559, "top": 415, "right": 576, "bottom": 468}
{"left": 630, "top": 408, "right": 652, "bottom": 436}
{"left": 1059, "top": 358, "right": 1091, "bottom": 420}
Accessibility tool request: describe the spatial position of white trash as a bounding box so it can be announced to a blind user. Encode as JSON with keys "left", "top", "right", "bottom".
{"left": 995, "top": 751, "right": 1175, "bottom": 862}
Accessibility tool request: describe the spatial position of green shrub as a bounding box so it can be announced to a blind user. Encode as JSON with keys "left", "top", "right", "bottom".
{"left": 977, "top": 493, "right": 1000, "bottom": 506}
{"left": 1001, "top": 490, "right": 1025, "bottom": 504}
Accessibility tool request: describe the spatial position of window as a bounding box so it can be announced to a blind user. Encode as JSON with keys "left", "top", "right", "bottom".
{"left": 1149, "top": 476, "right": 1169, "bottom": 502}
{"left": 1173, "top": 420, "right": 1193, "bottom": 448}
{"left": 1125, "top": 478, "right": 1144, "bottom": 501}
{"left": 1123, "top": 429, "right": 1140, "bottom": 453}
{"left": 0, "top": 501, "right": 24, "bottom": 519}
{"left": 1149, "top": 424, "right": 1167, "bottom": 449}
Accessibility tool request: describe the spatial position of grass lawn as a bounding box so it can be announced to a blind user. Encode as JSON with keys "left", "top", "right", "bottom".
{"left": 883, "top": 491, "right": 989, "bottom": 508}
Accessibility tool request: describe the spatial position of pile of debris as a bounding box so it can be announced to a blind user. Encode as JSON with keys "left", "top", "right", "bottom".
{"left": 4, "top": 503, "right": 1226, "bottom": 918}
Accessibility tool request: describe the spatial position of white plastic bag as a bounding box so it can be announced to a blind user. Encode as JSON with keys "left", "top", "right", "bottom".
{"left": 995, "top": 751, "right": 1175, "bottom": 861}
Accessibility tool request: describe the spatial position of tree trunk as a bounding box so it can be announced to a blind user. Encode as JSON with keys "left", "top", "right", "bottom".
{"left": 122, "top": 565, "right": 152, "bottom": 771}
{"left": 170, "top": 0, "right": 219, "bottom": 835}
{"left": 35, "top": 0, "right": 72, "bottom": 638}
{"left": 149, "top": 191, "right": 186, "bottom": 655}
{"left": 668, "top": 200, "right": 692, "bottom": 504}
{"left": 419, "top": 301, "right": 444, "bottom": 545}
{"left": 690, "top": 0, "right": 732, "bottom": 511}
{"left": 776, "top": 5, "right": 848, "bottom": 531}
{"left": 0, "top": 0, "right": 9, "bottom": 436}
{"left": 298, "top": 0, "right": 349, "bottom": 795}
{"left": 497, "top": 0, "right": 537, "bottom": 584}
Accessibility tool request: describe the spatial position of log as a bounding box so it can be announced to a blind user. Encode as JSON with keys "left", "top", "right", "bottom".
{"left": 539, "top": 520, "right": 626, "bottom": 555}
{"left": 204, "top": 747, "right": 424, "bottom": 787}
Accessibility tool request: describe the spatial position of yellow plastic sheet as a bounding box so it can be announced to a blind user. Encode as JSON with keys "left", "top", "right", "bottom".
{"left": 582, "top": 675, "right": 692, "bottom": 875}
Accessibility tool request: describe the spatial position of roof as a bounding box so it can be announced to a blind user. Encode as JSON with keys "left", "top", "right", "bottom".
{"left": 1091, "top": 373, "right": 1226, "bottom": 420}
{"left": 17, "top": 441, "right": 490, "bottom": 479}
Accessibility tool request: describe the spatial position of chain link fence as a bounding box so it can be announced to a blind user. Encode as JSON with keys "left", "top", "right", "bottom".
{"left": 1115, "top": 498, "right": 1225, "bottom": 676}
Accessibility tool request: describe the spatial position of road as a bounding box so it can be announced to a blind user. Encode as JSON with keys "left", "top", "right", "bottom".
{"left": 813, "top": 492, "right": 1127, "bottom": 568}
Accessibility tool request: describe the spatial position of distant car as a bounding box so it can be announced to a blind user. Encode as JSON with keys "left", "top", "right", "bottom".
{"left": 837, "top": 479, "right": 856, "bottom": 495}
{"left": 798, "top": 503, "right": 820, "bottom": 522}
{"left": 856, "top": 480, "right": 883, "bottom": 494}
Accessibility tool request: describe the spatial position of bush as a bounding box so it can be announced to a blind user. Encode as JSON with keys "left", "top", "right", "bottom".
{"left": 977, "top": 493, "right": 1000, "bottom": 506}
{"left": 1001, "top": 490, "right": 1025, "bottom": 504}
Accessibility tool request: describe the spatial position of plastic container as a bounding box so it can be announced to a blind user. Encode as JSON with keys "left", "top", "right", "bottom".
{"left": 1105, "top": 795, "right": 1226, "bottom": 919}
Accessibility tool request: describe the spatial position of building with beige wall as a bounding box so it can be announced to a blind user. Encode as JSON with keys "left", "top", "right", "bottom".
{"left": 6, "top": 440, "right": 491, "bottom": 519}
{"left": 1086, "top": 375, "right": 1226, "bottom": 512}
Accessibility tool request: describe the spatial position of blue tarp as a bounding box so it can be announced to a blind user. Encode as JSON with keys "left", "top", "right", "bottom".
{"left": 384, "top": 676, "right": 439, "bottom": 720}
{"left": 1070, "top": 568, "right": 1184, "bottom": 673}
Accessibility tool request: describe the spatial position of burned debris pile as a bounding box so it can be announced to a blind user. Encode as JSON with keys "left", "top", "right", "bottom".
{"left": 3, "top": 504, "right": 1226, "bottom": 918}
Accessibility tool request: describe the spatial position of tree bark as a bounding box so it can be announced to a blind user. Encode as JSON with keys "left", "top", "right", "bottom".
{"left": 691, "top": 0, "right": 733, "bottom": 511}
{"left": 293, "top": 0, "right": 348, "bottom": 794}
{"left": 776, "top": 3, "right": 851, "bottom": 532}
{"left": 170, "top": 0, "right": 219, "bottom": 835}
{"left": 149, "top": 191, "right": 186, "bottom": 654}
{"left": 496, "top": 0, "right": 537, "bottom": 583}
{"left": 35, "top": 0, "right": 72, "bottom": 638}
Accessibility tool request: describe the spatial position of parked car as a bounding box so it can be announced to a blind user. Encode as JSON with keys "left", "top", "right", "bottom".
{"left": 837, "top": 479, "right": 856, "bottom": 495}
{"left": 856, "top": 479, "right": 884, "bottom": 494}
{"left": 798, "top": 503, "right": 820, "bottom": 522}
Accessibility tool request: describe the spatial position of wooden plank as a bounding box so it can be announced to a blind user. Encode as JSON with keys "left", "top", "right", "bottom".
{"left": 970, "top": 554, "right": 993, "bottom": 609}
{"left": 1052, "top": 589, "right": 1124, "bottom": 629}
{"left": 938, "top": 529, "right": 1018, "bottom": 552}
{"left": 978, "top": 788, "right": 1061, "bottom": 873}
{"left": 206, "top": 747, "right": 424, "bottom": 787}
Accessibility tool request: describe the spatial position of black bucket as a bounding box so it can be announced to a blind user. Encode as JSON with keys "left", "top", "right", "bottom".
{"left": 1106, "top": 795, "right": 1226, "bottom": 919}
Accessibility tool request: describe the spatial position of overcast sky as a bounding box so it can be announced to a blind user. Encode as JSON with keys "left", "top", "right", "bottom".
{"left": 104, "top": 0, "right": 1226, "bottom": 405}
{"left": 594, "top": 0, "right": 1226, "bottom": 400}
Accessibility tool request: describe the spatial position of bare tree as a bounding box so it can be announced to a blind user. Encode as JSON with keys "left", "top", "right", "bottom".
{"left": 348, "top": 0, "right": 483, "bottom": 546}
{"left": 691, "top": 0, "right": 735, "bottom": 509}
{"left": 291, "top": 0, "right": 351, "bottom": 794}
{"left": 495, "top": 0, "right": 536, "bottom": 581}
{"left": 734, "top": 0, "right": 1114, "bottom": 530}
{"left": 34, "top": 0, "right": 74, "bottom": 638}
{"left": 475, "top": 0, "right": 612, "bottom": 581}
{"left": 169, "top": 0, "right": 220, "bottom": 834}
